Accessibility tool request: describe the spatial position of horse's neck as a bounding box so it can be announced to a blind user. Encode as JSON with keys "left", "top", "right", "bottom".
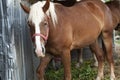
{"left": 112, "top": 6, "right": 120, "bottom": 22}
{"left": 113, "top": 0, "right": 120, "bottom": 23}
{"left": 107, "top": 1, "right": 120, "bottom": 24}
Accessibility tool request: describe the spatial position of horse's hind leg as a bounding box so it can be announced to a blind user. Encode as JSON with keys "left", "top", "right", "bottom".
{"left": 89, "top": 41, "right": 104, "bottom": 80}
{"left": 90, "top": 48, "right": 98, "bottom": 67}
{"left": 102, "top": 32, "right": 115, "bottom": 80}
{"left": 76, "top": 49, "right": 83, "bottom": 68}
{"left": 93, "top": 54, "right": 98, "bottom": 67}
{"left": 37, "top": 53, "right": 52, "bottom": 80}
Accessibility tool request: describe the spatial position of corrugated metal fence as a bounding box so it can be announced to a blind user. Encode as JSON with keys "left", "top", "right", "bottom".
{"left": 0, "top": 0, "right": 37, "bottom": 80}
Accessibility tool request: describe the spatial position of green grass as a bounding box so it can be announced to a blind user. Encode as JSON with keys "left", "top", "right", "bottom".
{"left": 115, "top": 40, "right": 120, "bottom": 44}
{"left": 45, "top": 60, "right": 98, "bottom": 80}
{"left": 45, "top": 60, "right": 112, "bottom": 80}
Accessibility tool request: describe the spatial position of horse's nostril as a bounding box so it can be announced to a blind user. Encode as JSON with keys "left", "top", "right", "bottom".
{"left": 42, "top": 47, "right": 45, "bottom": 54}
{"left": 42, "top": 47, "right": 44, "bottom": 52}
{"left": 41, "top": 43, "right": 45, "bottom": 54}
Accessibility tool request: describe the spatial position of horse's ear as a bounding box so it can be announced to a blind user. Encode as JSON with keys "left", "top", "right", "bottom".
{"left": 20, "top": 3, "right": 30, "bottom": 14}
{"left": 42, "top": 0, "right": 50, "bottom": 13}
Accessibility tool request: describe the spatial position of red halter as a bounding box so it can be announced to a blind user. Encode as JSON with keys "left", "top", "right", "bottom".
{"left": 32, "top": 27, "right": 49, "bottom": 41}
{"left": 32, "top": 14, "right": 50, "bottom": 42}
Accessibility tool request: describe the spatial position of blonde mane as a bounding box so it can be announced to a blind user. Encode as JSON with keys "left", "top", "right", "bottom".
{"left": 28, "top": 1, "right": 57, "bottom": 26}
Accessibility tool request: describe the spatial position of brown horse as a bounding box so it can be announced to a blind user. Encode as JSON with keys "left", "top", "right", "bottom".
{"left": 20, "top": 0, "right": 115, "bottom": 80}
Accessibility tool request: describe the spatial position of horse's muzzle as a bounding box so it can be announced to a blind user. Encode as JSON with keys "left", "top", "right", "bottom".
{"left": 35, "top": 48, "right": 45, "bottom": 57}
{"left": 34, "top": 44, "right": 45, "bottom": 57}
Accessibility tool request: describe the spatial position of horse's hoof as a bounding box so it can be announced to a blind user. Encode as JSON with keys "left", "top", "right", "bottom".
{"left": 75, "top": 63, "right": 81, "bottom": 68}
{"left": 110, "top": 76, "right": 116, "bottom": 80}
{"left": 96, "top": 76, "right": 104, "bottom": 80}
{"left": 110, "top": 73, "right": 116, "bottom": 80}
{"left": 94, "top": 62, "right": 98, "bottom": 67}
{"left": 96, "top": 77, "right": 101, "bottom": 80}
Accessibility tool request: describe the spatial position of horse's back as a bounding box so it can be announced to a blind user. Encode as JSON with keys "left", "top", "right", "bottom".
{"left": 60, "top": 0, "right": 111, "bottom": 29}
{"left": 68, "top": 0, "right": 112, "bottom": 48}
{"left": 48, "top": 0, "right": 113, "bottom": 52}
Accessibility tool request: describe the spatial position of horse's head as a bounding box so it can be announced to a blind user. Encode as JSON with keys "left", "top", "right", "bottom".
{"left": 20, "top": 0, "right": 50, "bottom": 57}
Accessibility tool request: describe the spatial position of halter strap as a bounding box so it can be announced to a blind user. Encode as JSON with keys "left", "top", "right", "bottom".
{"left": 32, "top": 14, "right": 49, "bottom": 42}
{"left": 32, "top": 27, "right": 49, "bottom": 41}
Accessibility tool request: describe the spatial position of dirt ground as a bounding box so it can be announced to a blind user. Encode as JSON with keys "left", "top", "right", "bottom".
{"left": 113, "top": 43, "right": 120, "bottom": 79}
{"left": 104, "top": 54, "right": 120, "bottom": 80}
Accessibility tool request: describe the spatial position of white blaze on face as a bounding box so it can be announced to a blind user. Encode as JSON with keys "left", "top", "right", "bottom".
{"left": 28, "top": 1, "right": 57, "bottom": 57}
{"left": 28, "top": 2, "right": 46, "bottom": 57}
{"left": 34, "top": 24, "right": 44, "bottom": 57}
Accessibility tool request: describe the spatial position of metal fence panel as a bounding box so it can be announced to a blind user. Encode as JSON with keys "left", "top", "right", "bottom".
{"left": 0, "top": 0, "right": 34, "bottom": 80}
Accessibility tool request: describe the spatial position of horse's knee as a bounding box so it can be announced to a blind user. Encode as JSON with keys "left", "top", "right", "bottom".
{"left": 96, "top": 54, "right": 104, "bottom": 62}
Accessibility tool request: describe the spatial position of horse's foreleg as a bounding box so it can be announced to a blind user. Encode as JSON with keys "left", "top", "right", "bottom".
{"left": 90, "top": 41, "right": 104, "bottom": 80}
{"left": 61, "top": 49, "right": 71, "bottom": 80}
{"left": 37, "top": 53, "right": 52, "bottom": 80}
{"left": 102, "top": 32, "right": 115, "bottom": 80}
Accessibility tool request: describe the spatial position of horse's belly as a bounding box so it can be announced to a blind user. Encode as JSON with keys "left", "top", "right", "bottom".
{"left": 71, "top": 26, "right": 101, "bottom": 49}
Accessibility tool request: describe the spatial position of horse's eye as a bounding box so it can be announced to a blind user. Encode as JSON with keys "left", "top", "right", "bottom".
{"left": 28, "top": 21, "right": 31, "bottom": 26}
{"left": 44, "top": 21, "right": 48, "bottom": 26}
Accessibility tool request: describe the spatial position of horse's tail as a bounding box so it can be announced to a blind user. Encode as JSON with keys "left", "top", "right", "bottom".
{"left": 101, "top": 37, "right": 107, "bottom": 59}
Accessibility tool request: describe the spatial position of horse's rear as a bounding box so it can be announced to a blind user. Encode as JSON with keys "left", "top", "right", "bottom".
{"left": 76, "top": 1, "right": 116, "bottom": 80}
